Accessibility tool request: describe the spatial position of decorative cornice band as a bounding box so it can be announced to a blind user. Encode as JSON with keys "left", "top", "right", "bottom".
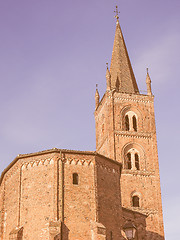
{"left": 122, "top": 169, "right": 155, "bottom": 177}
{"left": 64, "top": 158, "right": 93, "bottom": 166}
{"left": 115, "top": 131, "right": 152, "bottom": 139}
{"left": 108, "top": 95, "right": 153, "bottom": 104}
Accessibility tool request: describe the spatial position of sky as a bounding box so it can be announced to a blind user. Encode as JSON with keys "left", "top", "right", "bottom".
{"left": 0, "top": 0, "right": 179, "bottom": 238}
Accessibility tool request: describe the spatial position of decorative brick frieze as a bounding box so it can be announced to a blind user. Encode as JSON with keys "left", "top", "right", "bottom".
{"left": 96, "top": 162, "right": 119, "bottom": 174}
{"left": 122, "top": 169, "right": 155, "bottom": 177}
{"left": 64, "top": 158, "right": 94, "bottom": 166}
{"left": 21, "top": 158, "right": 54, "bottom": 170}
{"left": 115, "top": 130, "right": 152, "bottom": 139}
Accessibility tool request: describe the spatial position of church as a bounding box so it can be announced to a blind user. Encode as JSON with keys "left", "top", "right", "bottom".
{"left": 0, "top": 7, "right": 164, "bottom": 240}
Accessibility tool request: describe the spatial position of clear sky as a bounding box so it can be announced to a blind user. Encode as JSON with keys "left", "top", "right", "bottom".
{"left": 0, "top": 0, "right": 179, "bottom": 238}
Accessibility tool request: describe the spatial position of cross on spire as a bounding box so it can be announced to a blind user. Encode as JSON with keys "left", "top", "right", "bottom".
{"left": 114, "top": 5, "right": 120, "bottom": 20}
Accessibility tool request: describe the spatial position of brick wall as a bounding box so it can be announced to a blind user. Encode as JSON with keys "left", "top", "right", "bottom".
{"left": 0, "top": 150, "right": 123, "bottom": 240}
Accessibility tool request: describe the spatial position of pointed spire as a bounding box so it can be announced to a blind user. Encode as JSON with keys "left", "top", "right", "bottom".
{"left": 110, "top": 8, "right": 139, "bottom": 94}
{"left": 95, "top": 84, "right": 100, "bottom": 109}
{"left": 146, "top": 68, "right": 152, "bottom": 96}
{"left": 106, "top": 63, "right": 111, "bottom": 91}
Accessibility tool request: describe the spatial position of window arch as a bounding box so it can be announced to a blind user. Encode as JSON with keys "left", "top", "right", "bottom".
{"left": 73, "top": 173, "right": 79, "bottom": 185}
{"left": 132, "top": 196, "right": 140, "bottom": 207}
{"left": 124, "top": 111, "right": 138, "bottom": 132}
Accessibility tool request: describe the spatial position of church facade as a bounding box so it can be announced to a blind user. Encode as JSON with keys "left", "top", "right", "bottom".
{"left": 0, "top": 11, "right": 164, "bottom": 240}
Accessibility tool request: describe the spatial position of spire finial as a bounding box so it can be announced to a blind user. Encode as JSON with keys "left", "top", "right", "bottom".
{"left": 146, "top": 68, "right": 152, "bottom": 96}
{"left": 106, "top": 62, "right": 108, "bottom": 69}
{"left": 95, "top": 84, "right": 100, "bottom": 109}
{"left": 114, "top": 6, "right": 120, "bottom": 20}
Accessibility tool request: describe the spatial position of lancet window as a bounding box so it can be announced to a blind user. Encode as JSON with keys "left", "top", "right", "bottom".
{"left": 73, "top": 173, "right": 79, "bottom": 185}
{"left": 132, "top": 196, "right": 140, "bottom": 207}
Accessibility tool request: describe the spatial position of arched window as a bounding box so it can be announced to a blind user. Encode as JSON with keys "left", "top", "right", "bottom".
{"left": 123, "top": 111, "right": 138, "bottom": 132}
{"left": 135, "top": 153, "right": 140, "bottom": 170}
{"left": 73, "top": 173, "right": 79, "bottom": 185}
{"left": 125, "top": 115, "right": 130, "bottom": 131}
{"left": 127, "top": 153, "right": 131, "bottom": 169}
{"left": 132, "top": 196, "right": 139, "bottom": 207}
{"left": 133, "top": 115, "right": 137, "bottom": 131}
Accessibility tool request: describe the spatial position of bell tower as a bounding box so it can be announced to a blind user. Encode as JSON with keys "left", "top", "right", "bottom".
{"left": 94, "top": 8, "right": 164, "bottom": 239}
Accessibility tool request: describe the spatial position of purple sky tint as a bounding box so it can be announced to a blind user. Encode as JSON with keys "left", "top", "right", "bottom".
{"left": 0, "top": 0, "right": 179, "bottom": 238}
